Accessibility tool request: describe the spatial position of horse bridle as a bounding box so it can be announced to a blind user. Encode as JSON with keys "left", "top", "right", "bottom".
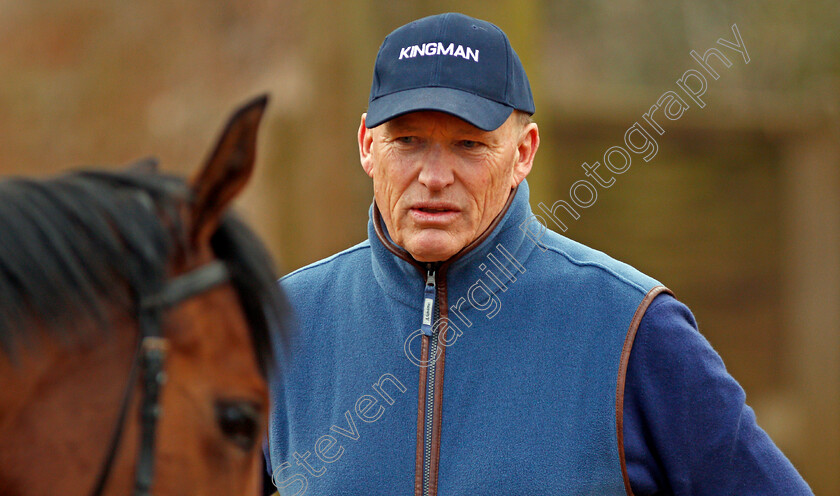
{"left": 90, "top": 260, "right": 232, "bottom": 496}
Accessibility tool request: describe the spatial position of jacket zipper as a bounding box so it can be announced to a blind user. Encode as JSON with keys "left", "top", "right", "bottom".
{"left": 370, "top": 187, "right": 519, "bottom": 496}
{"left": 421, "top": 265, "right": 439, "bottom": 496}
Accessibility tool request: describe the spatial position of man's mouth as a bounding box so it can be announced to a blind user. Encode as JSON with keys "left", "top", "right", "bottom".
{"left": 411, "top": 202, "right": 459, "bottom": 212}
{"left": 410, "top": 203, "right": 460, "bottom": 222}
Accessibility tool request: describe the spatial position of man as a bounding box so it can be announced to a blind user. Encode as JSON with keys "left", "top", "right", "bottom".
{"left": 266, "top": 13, "right": 812, "bottom": 495}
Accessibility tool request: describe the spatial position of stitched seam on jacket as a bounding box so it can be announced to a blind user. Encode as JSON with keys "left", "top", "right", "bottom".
{"left": 540, "top": 245, "right": 654, "bottom": 295}
{"left": 279, "top": 243, "right": 371, "bottom": 281}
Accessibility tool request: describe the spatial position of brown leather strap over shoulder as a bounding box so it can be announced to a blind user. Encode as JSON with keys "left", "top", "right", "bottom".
{"left": 616, "top": 285, "right": 673, "bottom": 496}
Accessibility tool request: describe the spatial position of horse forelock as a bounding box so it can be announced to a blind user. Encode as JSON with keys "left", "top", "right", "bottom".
{"left": 0, "top": 167, "right": 283, "bottom": 376}
{"left": 0, "top": 170, "right": 181, "bottom": 355}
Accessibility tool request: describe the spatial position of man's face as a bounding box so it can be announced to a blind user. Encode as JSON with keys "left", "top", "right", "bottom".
{"left": 359, "top": 110, "right": 539, "bottom": 262}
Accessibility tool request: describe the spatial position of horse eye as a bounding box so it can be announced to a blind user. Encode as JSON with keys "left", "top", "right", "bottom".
{"left": 215, "top": 400, "right": 261, "bottom": 451}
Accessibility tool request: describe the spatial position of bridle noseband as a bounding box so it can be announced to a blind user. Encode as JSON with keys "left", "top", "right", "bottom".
{"left": 90, "top": 260, "right": 231, "bottom": 496}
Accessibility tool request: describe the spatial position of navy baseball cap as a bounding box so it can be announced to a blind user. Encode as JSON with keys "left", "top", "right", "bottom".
{"left": 366, "top": 13, "right": 535, "bottom": 131}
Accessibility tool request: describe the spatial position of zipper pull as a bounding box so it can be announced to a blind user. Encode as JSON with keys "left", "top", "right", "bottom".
{"left": 421, "top": 270, "right": 436, "bottom": 337}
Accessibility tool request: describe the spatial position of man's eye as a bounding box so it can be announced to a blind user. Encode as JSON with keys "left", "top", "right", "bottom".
{"left": 460, "top": 140, "right": 482, "bottom": 149}
{"left": 396, "top": 136, "right": 416, "bottom": 144}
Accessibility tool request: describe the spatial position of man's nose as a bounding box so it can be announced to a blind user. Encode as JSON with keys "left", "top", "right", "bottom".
{"left": 417, "top": 145, "right": 455, "bottom": 190}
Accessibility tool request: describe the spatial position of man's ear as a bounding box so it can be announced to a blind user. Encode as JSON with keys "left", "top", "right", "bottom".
{"left": 512, "top": 122, "right": 539, "bottom": 187}
{"left": 358, "top": 113, "right": 375, "bottom": 178}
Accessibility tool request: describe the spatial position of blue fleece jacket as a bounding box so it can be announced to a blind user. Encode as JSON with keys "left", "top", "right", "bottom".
{"left": 266, "top": 179, "right": 812, "bottom": 495}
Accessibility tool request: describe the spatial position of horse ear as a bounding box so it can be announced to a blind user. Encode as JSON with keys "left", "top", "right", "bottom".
{"left": 189, "top": 94, "right": 269, "bottom": 247}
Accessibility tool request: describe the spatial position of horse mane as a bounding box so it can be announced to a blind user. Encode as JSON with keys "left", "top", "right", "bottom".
{"left": 0, "top": 166, "right": 284, "bottom": 375}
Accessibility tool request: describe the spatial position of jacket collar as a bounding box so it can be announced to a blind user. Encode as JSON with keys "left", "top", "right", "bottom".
{"left": 367, "top": 179, "right": 540, "bottom": 307}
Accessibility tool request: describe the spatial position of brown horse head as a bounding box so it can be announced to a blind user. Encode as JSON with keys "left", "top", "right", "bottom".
{"left": 0, "top": 96, "right": 285, "bottom": 496}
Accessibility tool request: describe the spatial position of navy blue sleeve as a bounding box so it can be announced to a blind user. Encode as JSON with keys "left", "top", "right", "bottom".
{"left": 623, "top": 293, "right": 813, "bottom": 495}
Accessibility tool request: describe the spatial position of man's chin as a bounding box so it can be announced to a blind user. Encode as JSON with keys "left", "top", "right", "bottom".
{"left": 404, "top": 232, "right": 464, "bottom": 263}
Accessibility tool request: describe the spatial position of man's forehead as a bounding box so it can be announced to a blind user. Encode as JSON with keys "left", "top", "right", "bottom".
{"left": 382, "top": 111, "right": 501, "bottom": 134}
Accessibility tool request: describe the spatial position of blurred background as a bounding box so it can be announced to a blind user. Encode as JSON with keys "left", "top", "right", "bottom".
{"left": 1, "top": 0, "right": 837, "bottom": 492}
